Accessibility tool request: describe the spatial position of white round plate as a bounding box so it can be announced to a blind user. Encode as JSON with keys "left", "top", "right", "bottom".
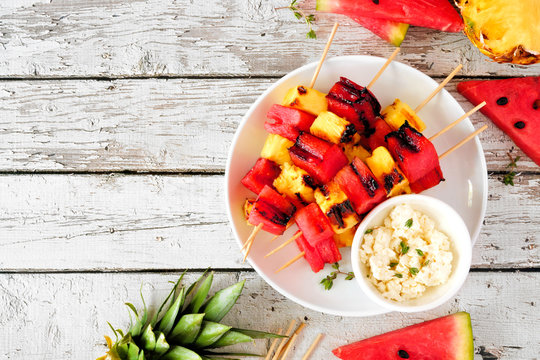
{"left": 225, "top": 56, "right": 487, "bottom": 317}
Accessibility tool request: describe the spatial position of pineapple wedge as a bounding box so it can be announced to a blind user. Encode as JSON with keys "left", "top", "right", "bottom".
{"left": 310, "top": 111, "right": 356, "bottom": 144}
{"left": 273, "top": 162, "right": 316, "bottom": 205}
{"left": 243, "top": 198, "right": 255, "bottom": 222}
{"left": 381, "top": 99, "right": 426, "bottom": 132}
{"left": 314, "top": 181, "right": 359, "bottom": 234}
{"left": 260, "top": 134, "right": 294, "bottom": 165}
{"left": 341, "top": 133, "right": 371, "bottom": 163}
{"left": 365, "top": 146, "right": 411, "bottom": 197}
{"left": 282, "top": 86, "right": 328, "bottom": 116}
{"left": 333, "top": 226, "right": 357, "bottom": 248}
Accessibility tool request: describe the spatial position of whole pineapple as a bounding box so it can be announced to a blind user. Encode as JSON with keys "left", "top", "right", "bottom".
{"left": 457, "top": 0, "right": 540, "bottom": 64}
{"left": 98, "top": 272, "right": 282, "bottom": 360}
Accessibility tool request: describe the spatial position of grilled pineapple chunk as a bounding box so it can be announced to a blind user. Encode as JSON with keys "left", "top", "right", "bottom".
{"left": 260, "top": 134, "right": 294, "bottom": 165}
{"left": 314, "top": 181, "right": 359, "bottom": 234}
{"left": 310, "top": 111, "right": 356, "bottom": 144}
{"left": 282, "top": 86, "right": 328, "bottom": 116}
{"left": 341, "top": 133, "right": 371, "bottom": 163}
{"left": 365, "top": 146, "right": 411, "bottom": 197}
{"left": 273, "top": 162, "right": 316, "bottom": 205}
{"left": 381, "top": 99, "right": 426, "bottom": 132}
{"left": 243, "top": 198, "right": 255, "bottom": 222}
{"left": 333, "top": 226, "right": 357, "bottom": 248}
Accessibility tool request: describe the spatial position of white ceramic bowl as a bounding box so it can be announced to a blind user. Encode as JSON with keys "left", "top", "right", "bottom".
{"left": 225, "top": 55, "right": 486, "bottom": 316}
{"left": 351, "top": 194, "right": 472, "bottom": 313}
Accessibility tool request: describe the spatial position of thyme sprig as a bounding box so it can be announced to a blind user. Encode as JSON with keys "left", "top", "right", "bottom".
{"left": 320, "top": 262, "right": 355, "bottom": 290}
{"left": 276, "top": 0, "right": 316, "bottom": 39}
{"left": 502, "top": 152, "right": 521, "bottom": 186}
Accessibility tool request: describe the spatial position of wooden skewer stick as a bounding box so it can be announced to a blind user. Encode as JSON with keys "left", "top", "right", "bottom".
{"left": 272, "top": 320, "right": 297, "bottom": 360}
{"left": 277, "top": 323, "right": 306, "bottom": 360}
{"left": 241, "top": 223, "right": 263, "bottom": 251}
{"left": 429, "top": 101, "right": 486, "bottom": 141}
{"left": 415, "top": 63, "right": 463, "bottom": 113}
{"left": 265, "top": 232, "right": 302, "bottom": 258}
{"left": 309, "top": 22, "right": 339, "bottom": 89}
{"left": 276, "top": 251, "right": 305, "bottom": 273}
{"left": 438, "top": 125, "right": 488, "bottom": 160}
{"left": 279, "top": 334, "right": 298, "bottom": 360}
{"left": 366, "top": 47, "right": 400, "bottom": 90}
{"left": 302, "top": 333, "right": 324, "bottom": 360}
{"left": 264, "top": 328, "right": 283, "bottom": 360}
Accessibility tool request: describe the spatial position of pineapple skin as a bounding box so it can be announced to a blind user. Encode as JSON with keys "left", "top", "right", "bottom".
{"left": 273, "top": 162, "right": 316, "bottom": 205}
{"left": 457, "top": 0, "right": 540, "bottom": 65}
{"left": 282, "top": 86, "right": 328, "bottom": 116}
{"left": 381, "top": 99, "right": 426, "bottom": 132}
{"left": 310, "top": 111, "right": 356, "bottom": 144}
{"left": 260, "top": 134, "right": 294, "bottom": 165}
{"left": 365, "top": 147, "right": 411, "bottom": 197}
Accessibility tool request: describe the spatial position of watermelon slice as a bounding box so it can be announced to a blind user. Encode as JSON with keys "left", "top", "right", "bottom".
{"left": 332, "top": 312, "right": 474, "bottom": 360}
{"left": 457, "top": 77, "right": 540, "bottom": 167}
{"left": 316, "top": 0, "right": 463, "bottom": 33}
{"left": 351, "top": 16, "right": 409, "bottom": 47}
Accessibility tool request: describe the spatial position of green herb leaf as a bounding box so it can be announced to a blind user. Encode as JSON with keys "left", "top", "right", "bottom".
{"left": 389, "top": 262, "right": 398, "bottom": 268}
{"left": 400, "top": 241, "right": 409, "bottom": 255}
{"left": 320, "top": 263, "right": 354, "bottom": 290}
{"left": 503, "top": 152, "right": 520, "bottom": 186}
{"left": 306, "top": 29, "right": 317, "bottom": 39}
{"left": 394, "top": 273, "right": 403, "bottom": 278}
{"left": 409, "top": 267, "right": 419, "bottom": 276}
{"left": 415, "top": 249, "right": 424, "bottom": 256}
{"left": 365, "top": 229, "right": 373, "bottom": 234}
{"left": 345, "top": 272, "right": 355, "bottom": 281}
{"left": 423, "top": 259, "right": 430, "bottom": 267}
{"left": 293, "top": 11, "right": 302, "bottom": 19}
{"left": 276, "top": 0, "right": 317, "bottom": 39}
{"left": 404, "top": 218, "right": 413, "bottom": 228}
{"left": 332, "top": 262, "right": 340, "bottom": 270}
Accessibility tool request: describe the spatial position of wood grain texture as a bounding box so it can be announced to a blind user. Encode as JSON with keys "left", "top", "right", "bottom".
{"left": 2, "top": 0, "right": 539, "bottom": 78}
{"left": 0, "top": 271, "right": 538, "bottom": 360}
{"left": 0, "top": 173, "right": 537, "bottom": 271}
{"left": 0, "top": 78, "right": 537, "bottom": 172}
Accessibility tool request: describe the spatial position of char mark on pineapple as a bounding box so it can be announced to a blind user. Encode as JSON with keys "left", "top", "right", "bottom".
{"left": 302, "top": 175, "right": 318, "bottom": 189}
{"left": 385, "top": 121, "right": 422, "bottom": 153}
{"left": 326, "top": 200, "right": 356, "bottom": 229}
{"left": 297, "top": 86, "right": 307, "bottom": 94}
{"left": 341, "top": 124, "right": 357, "bottom": 143}
{"left": 349, "top": 162, "right": 380, "bottom": 197}
{"left": 383, "top": 169, "right": 405, "bottom": 193}
{"left": 294, "top": 192, "right": 309, "bottom": 206}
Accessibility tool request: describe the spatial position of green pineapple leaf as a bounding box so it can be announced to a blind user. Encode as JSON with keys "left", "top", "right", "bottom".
{"left": 157, "top": 287, "right": 185, "bottom": 336}
{"left": 140, "top": 324, "right": 156, "bottom": 351}
{"left": 162, "top": 346, "right": 202, "bottom": 360}
{"left": 194, "top": 321, "right": 231, "bottom": 348}
{"left": 153, "top": 331, "right": 170, "bottom": 355}
{"left": 184, "top": 269, "right": 210, "bottom": 306}
{"left": 125, "top": 303, "right": 143, "bottom": 337}
{"left": 188, "top": 272, "right": 214, "bottom": 313}
{"left": 170, "top": 313, "right": 205, "bottom": 345}
{"left": 232, "top": 328, "right": 286, "bottom": 339}
{"left": 127, "top": 342, "right": 140, "bottom": 360}
{"left": 202, "top": 280, "right": 245, "bottom": 323}
{"left": 208, "top": 330, "right": 253, "bottom": 348}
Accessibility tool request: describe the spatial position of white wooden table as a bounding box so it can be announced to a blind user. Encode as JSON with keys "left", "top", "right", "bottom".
{"left": 0, "top": 1, "right": 539, "bottom": 359}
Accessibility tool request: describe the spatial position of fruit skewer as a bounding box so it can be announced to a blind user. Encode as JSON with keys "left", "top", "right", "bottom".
{"left": 274, "top": 123, "right": 488, "bottom": 273}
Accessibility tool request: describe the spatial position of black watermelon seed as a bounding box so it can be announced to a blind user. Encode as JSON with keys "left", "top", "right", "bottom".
{"left": 398, "top": 350, "right": 410, "bottom": 359}
{"left": 496, "top": 97, "right": 509, "bottom": 106}
{"left": 533, "top": 99, "right": 540, "bottom": 110}
{"left": 372, "top": 0, "right": 379, "bottom": 4}
{"left": 514, "top": 121, "right": 526, "bottom": 129}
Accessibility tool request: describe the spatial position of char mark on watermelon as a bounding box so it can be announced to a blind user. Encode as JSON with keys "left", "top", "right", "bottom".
{"left": 457, "top": 77, "right": 540, "bottom": 167}
{"left": 248, "top": 185, "right": 296, "bottom": 235}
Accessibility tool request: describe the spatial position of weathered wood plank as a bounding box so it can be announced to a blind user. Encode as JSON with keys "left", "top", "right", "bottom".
{"left": 1, "top": 0, "right": 539, "bottom": 78}
{"left": 0, "top": 78, "right": 536, "bottom": 172}
{"left": 0, "top": 271, "right": 538, "bottom": 359}
{"left": 0, "top": 173, "right": 537, "bottom": 271}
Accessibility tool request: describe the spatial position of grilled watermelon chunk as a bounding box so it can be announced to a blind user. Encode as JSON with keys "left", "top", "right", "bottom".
{"left": 410, "top": 166, "right": 445, "bottom": 193}
{"left": 386, "top": 121, "right": 441, "bottom": 184}
{"left": 294, "top": 231, "right": 325, "bottom": 273}
{"left": 248, "top": 185, "right": 296, "bottom": 235}
{"left": 332, "top": 312, "right": 474, "bottom": 360}
{"left": 316, "top": 0, "right": 463, "bottom": 33}
{"left": 457, "top": 77, "right": 540, "bottom": 167}
{"left": 295, "top": 203, "right": 335, "bottom": 247}
{"left": 334, "top": 158, "right": 386, "bottom": 215}
{"left": 351, "top": 16, "right": 409, "bottom": 47}
{"left": 362, "top": 117, "right": 393, "bottom": 151}
{"left": 241, "top": 158, "right": 281, "bottom": 195}
{"left": 265, "top": 104, "right": 316, "bottom": 141}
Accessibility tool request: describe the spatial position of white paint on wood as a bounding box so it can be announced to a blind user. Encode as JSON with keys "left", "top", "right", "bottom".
{"left": 1, "top": 0, "right": 539, "bottom": 78}
{"left": 0, "top": 78, "right": 536, "bottom": 172}
{"left": 0, "top": 271, "right": 538, "bottom": 359}
{"left": 0, "top": 173, "right": 536, "bottom": 271}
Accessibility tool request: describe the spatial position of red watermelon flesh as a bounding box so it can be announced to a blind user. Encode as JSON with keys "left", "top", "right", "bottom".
{"left": 316, "top": 0, "right": 463, "bottom": 33}
{"left": 332, "top": 312, "right": 474, "bottom": 360}
{"left": 457, "top": 77, "right": 540, "bottom": 167}
{"left": 351, "top": 16, "right": 409, "bottom": 47}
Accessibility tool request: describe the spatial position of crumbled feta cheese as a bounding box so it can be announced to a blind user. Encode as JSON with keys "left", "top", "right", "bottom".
{"left": 359, "top": 204, "right": 453, "bottom": 302}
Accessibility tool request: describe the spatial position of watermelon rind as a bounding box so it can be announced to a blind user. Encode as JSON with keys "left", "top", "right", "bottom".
{"left": 351, "top": 16, "right": 409, "bottom": 47}
{"left": 453, "top": 312, "right": 475, "bottom": 359}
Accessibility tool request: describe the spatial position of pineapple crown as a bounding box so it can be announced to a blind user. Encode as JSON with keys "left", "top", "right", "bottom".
{"left": 98, "top": 271, "right": 283, "bottom": 360}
